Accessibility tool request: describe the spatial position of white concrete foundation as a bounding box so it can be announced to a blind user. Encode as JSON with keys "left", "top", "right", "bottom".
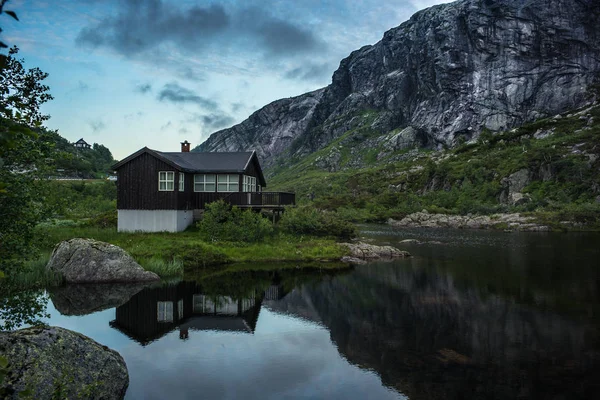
{"left": 118, "top": 210, "right": 194, "bottom": 232}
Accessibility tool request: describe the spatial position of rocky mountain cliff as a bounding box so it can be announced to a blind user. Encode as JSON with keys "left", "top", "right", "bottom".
{"left": 195, "top": 0, "right": 600, "bottom": 168}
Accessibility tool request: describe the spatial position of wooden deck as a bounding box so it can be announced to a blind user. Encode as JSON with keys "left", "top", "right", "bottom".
{"left": 223, "top": 191, "right": 295, "bottom": 210}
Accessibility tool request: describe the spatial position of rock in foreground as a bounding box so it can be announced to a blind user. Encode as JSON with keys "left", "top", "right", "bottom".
{"left": 341, "top": 242, "right": 411, "bottom": 260}
{"left": 0, "top": 326, "right": 128, "bottom": 399}
{"left": 47, "top": 238, "right": 160, "bottom": 283}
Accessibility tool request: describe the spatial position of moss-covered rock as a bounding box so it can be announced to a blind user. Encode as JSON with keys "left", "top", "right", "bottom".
{"left": 0, "top": 326, "right": 128, "bottom": 399}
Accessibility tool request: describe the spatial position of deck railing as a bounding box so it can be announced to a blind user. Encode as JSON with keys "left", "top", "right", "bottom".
{"left": 223, "top": 192, "right": 295, "bottom": 208}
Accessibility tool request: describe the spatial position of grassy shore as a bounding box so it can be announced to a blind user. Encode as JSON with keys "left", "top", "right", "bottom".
{"left": 25, "top": 224, "right": 348, "bottom": 281}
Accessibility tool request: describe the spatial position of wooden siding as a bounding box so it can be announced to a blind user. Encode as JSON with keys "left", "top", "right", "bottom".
{"left": 116, "top": 151, "right": 289, "bottom": 210}
{"left": 117, "top": 152, "right": 181, "bottom": 210}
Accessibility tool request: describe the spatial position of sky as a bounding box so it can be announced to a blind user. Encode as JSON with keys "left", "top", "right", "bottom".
{"left": 2, "top": 0, "right": 449, "bottom": 160}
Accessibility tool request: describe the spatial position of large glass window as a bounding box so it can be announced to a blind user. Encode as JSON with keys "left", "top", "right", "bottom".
{"left": 194, "top": 174, "right": 216, "bottom": 192}
{"left": 217, "top": 174, "right": 239, "bottom": 192}
{"left": 243, "top": 175, "right": 257, "bottom": 192}
{"left": 158, "top": 171, "right": 174, "bottom": 191}
{"left": 179, "top": 172, "right": 185, "bottom": 191}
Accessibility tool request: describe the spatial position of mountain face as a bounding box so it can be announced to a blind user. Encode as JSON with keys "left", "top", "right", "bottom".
{"left": 196, "top": 0, "right": 600, "bottom": 168}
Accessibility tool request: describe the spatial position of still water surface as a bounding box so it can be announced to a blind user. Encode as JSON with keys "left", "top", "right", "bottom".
{"left": 23, "top": 226, "right": 600, "bottom": 398}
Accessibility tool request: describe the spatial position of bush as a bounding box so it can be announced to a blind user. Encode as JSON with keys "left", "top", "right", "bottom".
{"left": 86, "top": 210, "right": 117, "bottom": 228}
{"left": 197, "top": 200, "right": 273, "bottom": 242}
{"left": 279, "top": 206, "right": 357, "bottom": 239}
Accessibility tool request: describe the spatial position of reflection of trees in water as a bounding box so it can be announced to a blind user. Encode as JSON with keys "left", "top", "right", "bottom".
{"left": 269, "top": 261, "right": 600, "bottom": 400}
{"left": 0, "top": 289, "right": 49, "bottom": 331}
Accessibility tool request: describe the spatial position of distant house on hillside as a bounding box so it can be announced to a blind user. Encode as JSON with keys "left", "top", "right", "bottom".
{"left": 74, "top": 138, "right": 91, "bottom": 149}
{"left": 112, "top": 141, "right": 295, "bottom": 232}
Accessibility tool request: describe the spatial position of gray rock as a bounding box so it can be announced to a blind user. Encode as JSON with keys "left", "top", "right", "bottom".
{"left": 49, "top": 283, "right": 151, "bottom": 316}
{"left": 340, "top": 256, "right": 367, "bottom": 265}
{"left": 0, "top": 326, "right": 128, "bottom": 399}
{"left": 399, "top": 239, "right": 421, "bottom": 244}
{"left": 197, "top": 0, "right": 600, "bottom": 168}
{"left": 388, "top": 212, "right": 550, "bottom": 231}
{"left": 47, "top": 238, "right": 160, "bottom": 283}
{"left": 341, "top": 242, "right": 411, "bottom": 259}
{"left": 507, "top": 169, "right": 531, "bottom": 195}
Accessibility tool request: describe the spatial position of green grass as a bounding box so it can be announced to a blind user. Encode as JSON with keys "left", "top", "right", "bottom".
{"left": 31, "top": 225, "right": 348, "bottom": 276}
{"left": 4, "top": 253, "right": 63, "bottom": 291}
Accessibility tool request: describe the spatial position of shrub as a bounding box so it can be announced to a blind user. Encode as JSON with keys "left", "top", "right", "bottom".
{"left": 86, "top": 210, "right": 117, "bottom": 228}
{"left": 197, "top": 200, "right": 273, "bottom": 242}
{"left": 279, "top": 206, "right": 357, "bottom": 239}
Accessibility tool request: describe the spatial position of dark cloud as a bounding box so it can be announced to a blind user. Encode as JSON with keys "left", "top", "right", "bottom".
{"left": 284, "top": 63, "right": 332, "bottom": 82}
{"left": 231, "top": 102, "right": 245, "bottom": 112}
{"left": 88, "top": 119, "right": 106, "bottom": 133}
{"left": 134, "top": 83, "right": 152, "bottom": 94}
{"left": 160, "top": 121, "right": 172, "bottom": 130}
{"left": 185, "top": 112, "right": 236, "bottom": 133}
{"left": 76, "top": 0, "right": 323, "bottom": 59}
{"left": 199, "top": 113, "right": 236, "bottom": 131}
{"left": 157, "top": 83, "right": 217, "bottom": 110}
{"left": 179, "top": 127, "right": 190, "bottom": 135}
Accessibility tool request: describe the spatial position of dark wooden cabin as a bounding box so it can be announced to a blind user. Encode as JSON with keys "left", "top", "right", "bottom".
{"left": 112, "top": 142, "right": 295, "bottom": 232}
{"left": 74, "top": 138, "right": 91, "bottom": 149}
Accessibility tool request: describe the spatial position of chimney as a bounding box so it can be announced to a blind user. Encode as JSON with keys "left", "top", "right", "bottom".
{"left": 181, "top": 140, "right": 190, "bottom": 152}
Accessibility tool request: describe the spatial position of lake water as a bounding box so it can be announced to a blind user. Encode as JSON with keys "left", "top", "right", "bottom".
{"left": 6, "top": 225, "right": 600, "bottom": 399}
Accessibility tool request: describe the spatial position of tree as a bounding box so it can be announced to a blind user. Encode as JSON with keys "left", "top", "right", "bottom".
{"left": 0, "top": 46, "right": 53, "bottom": 127}
{"left": 0, "top": 17, "right": 54, "bottom": 275}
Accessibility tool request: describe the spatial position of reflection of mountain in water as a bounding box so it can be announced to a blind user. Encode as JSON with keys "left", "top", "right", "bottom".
{"left": 267, "top": 261, "right": 600, "bottom": 400}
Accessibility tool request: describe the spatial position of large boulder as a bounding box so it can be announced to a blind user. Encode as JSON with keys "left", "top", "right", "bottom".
{"left": 341, "top": 242, "right": 411, "bottom": 259}
{"left": 0, "top": 326, "right": 128, "bottom": 399}
{"left": 47, "top": 238, "right": 160, "bottom": 283}
{"left": 49, "top": 283, "right": 152, "bottom": 316}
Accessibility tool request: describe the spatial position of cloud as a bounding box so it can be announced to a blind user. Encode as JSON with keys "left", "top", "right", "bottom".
{"left": 160, "top": 121, "right": 172, "bottom": 130}
{"left": 184, "top": 111, "right": 236, "bottom": 134}
{"left": 75, "top": 0, "right": 323, "bottom": 59}
{"left": 124, "top": 111, "right": 145, "bottom": 120}
{"left": 231, "top": 102, "right": 245, "bottom": 112}
{"left": 134, "top": 83, "right": 152, "bottom": 94}
{"left": 88, "top": 119, "right": 106, "bottom": 133}
{"left": 157, "top": 83, "right": 217, "bottom": 110}
{"left": 198, "top": 113, "right": 235, "bottom": 131}
{"left": 284, "top": 63, "right": 332, "bottom": 83}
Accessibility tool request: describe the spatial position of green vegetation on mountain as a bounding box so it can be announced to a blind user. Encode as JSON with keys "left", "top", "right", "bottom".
{"left": 268, "top": 104, "right": 600, "bottom": 229}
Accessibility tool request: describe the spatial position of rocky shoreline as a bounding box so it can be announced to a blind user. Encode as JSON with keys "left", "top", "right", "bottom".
{"left": 388, "top": 211, "right": 551, "bottom": 231}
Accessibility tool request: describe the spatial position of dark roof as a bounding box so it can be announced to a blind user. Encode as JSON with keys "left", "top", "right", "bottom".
{"left": 157, "top": 151, "right": 254, "bottom": 172}
{"left": 75, "top": 138, "right": 88, "bottom": 144}
{"left": 112, "top": 147, "right": 266, "bottom": 187}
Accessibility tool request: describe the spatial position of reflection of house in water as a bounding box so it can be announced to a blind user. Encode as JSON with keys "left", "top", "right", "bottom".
{"left": 263, "top": 285, "right": 288, "bottom": 301}
{"left": 110, "top": 281, "right": 288, "bottom": 345}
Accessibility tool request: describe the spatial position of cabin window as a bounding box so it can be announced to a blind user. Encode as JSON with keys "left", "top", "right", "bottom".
{"left": 179, "top": 172, "right": 185, "bottom": 191}
{"left": 157, "top": 301, "right": 173, "bottom": 322}
{"left": 217, "top": 174, "right": 239, "bottom": 192}
{"left": 194, "top": 174, "right": 216, "bottom": 192}
{"left": 158, "top": 171, "right": 174, "bottom": 191}
{"left": 243, "top": 175, "right": 257, "bottom": 192}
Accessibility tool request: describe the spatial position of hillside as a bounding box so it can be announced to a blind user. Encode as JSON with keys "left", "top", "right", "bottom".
{"left": 268, "top": 103, "right": 600, "bottom": 228}
{"left": 41, "top": 129, "right": 117, "bottom": 179}
{"left": 196, "top": 0, "right": 600, "bottom": 169}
